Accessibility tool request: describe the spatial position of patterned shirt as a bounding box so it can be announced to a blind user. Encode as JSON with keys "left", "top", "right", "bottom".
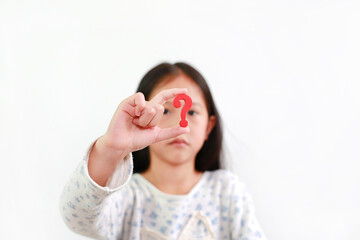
{"left": 59, "top": 144, "right": 266, "bottom": 240}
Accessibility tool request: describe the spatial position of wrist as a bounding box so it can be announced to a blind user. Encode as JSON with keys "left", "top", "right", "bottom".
{"left": 96, "top": 136, "right": 129, "bottom": 163}
{"left": 88, "top": 137, "right": 130, "bottom": 187}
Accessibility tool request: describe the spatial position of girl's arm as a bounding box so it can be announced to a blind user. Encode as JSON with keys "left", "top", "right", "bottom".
{"left": 59, "top": 145, "right": 133, "bottom": 239}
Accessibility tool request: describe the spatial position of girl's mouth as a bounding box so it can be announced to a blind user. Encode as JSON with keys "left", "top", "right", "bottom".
{"left": 169, "top": 139, "right": 188, "bottom": 146}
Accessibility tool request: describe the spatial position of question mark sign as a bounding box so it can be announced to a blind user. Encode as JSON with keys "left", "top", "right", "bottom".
{"left": 173, "top": 94, "right": 193, "bottom": 127}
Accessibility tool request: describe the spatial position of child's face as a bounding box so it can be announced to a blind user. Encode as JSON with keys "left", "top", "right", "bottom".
{"left": 148, "top": 73, "right": 216, "bottom": 168}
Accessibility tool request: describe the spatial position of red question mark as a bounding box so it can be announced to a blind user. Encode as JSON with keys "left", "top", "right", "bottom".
{"left": 173, "top": 94, "right": 193, "bottom": 127}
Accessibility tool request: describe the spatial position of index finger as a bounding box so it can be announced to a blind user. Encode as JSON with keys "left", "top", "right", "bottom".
{"left": 150, "top": 88, "right": 188, "bottom": 105}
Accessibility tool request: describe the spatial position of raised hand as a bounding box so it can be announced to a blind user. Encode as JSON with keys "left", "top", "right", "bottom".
{"left": 88, "top": 88, "right": 190, "bottom": 186}
{"left": 102, "top": 88, "right": 190, "bottom": 153}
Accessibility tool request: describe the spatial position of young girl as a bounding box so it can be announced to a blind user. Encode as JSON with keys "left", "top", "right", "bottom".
{"left": 60, "top": 62, "right": 266, "bottom": 240}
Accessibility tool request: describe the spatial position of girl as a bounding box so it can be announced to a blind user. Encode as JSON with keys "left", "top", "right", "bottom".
{"left": 60, "top": 62, "right": 266, "bottom": 240}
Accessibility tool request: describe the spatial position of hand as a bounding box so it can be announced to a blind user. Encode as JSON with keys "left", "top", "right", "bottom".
{"left": 100, "top": 88, "right": 190, "bottom": 155}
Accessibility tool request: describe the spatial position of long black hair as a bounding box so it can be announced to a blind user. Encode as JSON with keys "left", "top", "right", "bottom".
{"left": 132, "top": 62, "right": 223, "bottom": 173}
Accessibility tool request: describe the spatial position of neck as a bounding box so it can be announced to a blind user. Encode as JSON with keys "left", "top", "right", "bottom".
{"left": 141, "top": 157, "right": 203, "bottom": 195}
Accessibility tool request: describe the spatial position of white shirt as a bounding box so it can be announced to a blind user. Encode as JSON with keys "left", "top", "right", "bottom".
{"left": 59, "top": 144, "right": 266, "bottom": 240}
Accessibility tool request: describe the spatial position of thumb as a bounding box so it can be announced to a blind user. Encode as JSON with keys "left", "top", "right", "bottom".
{"left": 155, "top": 126, "right": 190, "bottom": 143}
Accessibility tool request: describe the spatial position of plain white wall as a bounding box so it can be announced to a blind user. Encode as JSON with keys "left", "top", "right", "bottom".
{"left": 1, "top": 0, "right": 359, "bottom": 239}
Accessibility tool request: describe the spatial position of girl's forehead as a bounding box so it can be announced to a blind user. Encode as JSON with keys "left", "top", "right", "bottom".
{"left": 150, "top": 74, "right": 205, "bottom": 102}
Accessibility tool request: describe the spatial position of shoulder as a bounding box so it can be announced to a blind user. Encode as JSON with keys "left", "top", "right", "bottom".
{"left": 207, "top": 170, "right": 256, "bottom": 209}
{"left": 205, "top": 169, "right": 247, "bottom": 192}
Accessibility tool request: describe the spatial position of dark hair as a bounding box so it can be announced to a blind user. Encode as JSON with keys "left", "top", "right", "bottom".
{"left": 132, "top": 62, "right": 223, "bottom": 173}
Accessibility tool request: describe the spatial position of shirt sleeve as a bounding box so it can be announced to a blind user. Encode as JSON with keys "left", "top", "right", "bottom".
{"left": 229, "top": 179, "right": 267, "bottom": 240}
{"left": 59, "top": 140, "right": 134, "bottom": 239}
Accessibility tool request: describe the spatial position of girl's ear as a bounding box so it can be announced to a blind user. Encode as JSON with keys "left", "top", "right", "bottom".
{"left": 205, "top": 115, "right": 216, "bottom": 140}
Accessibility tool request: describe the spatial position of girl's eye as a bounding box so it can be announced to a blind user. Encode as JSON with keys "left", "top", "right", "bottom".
{"left": 188, "top": 110, "right": 197, "bottom": 116}
{"left": 163, "top": 109, "right": 169, "bottom": 114}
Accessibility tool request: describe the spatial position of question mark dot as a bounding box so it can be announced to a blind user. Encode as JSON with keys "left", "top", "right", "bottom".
{"left": 179, "top": 120, "right": 188, "bottom": 127}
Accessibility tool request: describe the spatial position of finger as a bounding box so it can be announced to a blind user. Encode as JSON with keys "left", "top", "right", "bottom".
{"left": 155, "top": 126, "right": 190, "bottom": 142}
{"left": 133, "top": 92, "right": 146, "bottom": 116}
{"left": 150, "top": 88, "right": 188, "bottom": 105}
{"left": 133, "top": 104, "right": 157, "bottom": 127}
{"left": 146, "top": 104, "right": 164, "bottom": 128}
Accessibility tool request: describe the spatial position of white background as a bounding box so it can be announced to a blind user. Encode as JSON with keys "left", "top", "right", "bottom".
{"left": 1, "top": 0, "right": 359, "bottom": 239}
